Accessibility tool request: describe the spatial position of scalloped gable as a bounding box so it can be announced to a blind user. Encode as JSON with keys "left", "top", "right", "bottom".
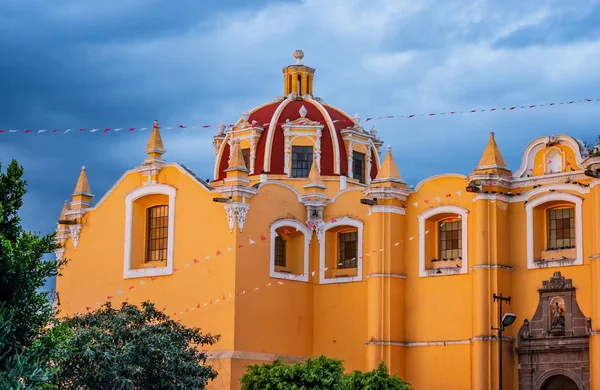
{"left": 514, "top": 135, "right": 586, "bottom": 178}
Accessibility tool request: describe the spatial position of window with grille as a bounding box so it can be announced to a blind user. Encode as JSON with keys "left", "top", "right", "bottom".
{"left": 547, "top": 207, "right": 575, "bottom": 249}
{"left": 353, "top": 152, "right": 365, "bottom": 184}
{"left": 242, "top": 148, "right": 251, "bottom": 169}
{"left": 146, "top": 205, "right": 169, "bottom": 262}
{"left": 274, "top": 235, "right": 286, "bottom": 267}
{"left": 438, "top": 220, "right": 462, "bottom": 260}
{"left": 291, "top": 146, "right": 313, "bottom": 177}
{"left": 338, "top": 231, "right": 358, "bottom": 269}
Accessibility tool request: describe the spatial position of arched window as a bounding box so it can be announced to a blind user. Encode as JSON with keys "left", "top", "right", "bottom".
{"left": 269, "top": 219, "right": 310, "bottom": 282}
{"left": 319, "top": 218, "right": 364, "bottom": 284}
{"left": 146, "top": 205, "right": 169, "bottom": 263}
{"left": 526, "top": 192, "right": 583, "bottom": 269}
{"left": 418, "top": 206, "right": 469, "bottom": 277}
{"left": 124, "top": 184, "right": 176, "bottom": 279}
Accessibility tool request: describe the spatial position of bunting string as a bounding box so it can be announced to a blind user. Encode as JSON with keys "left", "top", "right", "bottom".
{"left": 3, "top": 97, "right": 598, "bottom": 136}
{"left": 70, "top": 188, "right": 525, "bottom": 318}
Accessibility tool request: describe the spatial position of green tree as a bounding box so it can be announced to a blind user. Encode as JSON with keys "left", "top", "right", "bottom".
{"left": 240, "top": 355, "right": 411, "bottom": 390}
{"left": 344, "top": 361, "right": 411, "bottom": 390}
{"left": 52, "top": 301, "right": 220, "bottom": 390}
{"left": 0, "top": 159, "right": 66, "bottom": 388}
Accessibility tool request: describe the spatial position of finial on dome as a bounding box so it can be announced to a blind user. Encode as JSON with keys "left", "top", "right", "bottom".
{"left": 299, "top": 105, "right": 307, "bottom": 118}
{"left": 353, "top": 113, "right": 360, "bottom": 126}
{"left": 294, "top": 49, "right": 304, "bottom": 65}
{"left": 242, "top": 110, "right": 250, "bottom": 122}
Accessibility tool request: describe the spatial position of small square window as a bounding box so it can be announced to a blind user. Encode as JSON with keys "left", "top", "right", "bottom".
{"left": 291, "top": 146, "right": 313, "bottom": 177}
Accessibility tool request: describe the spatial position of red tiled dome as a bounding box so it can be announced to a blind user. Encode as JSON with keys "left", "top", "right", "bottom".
{"left": 215, "top": 97, "right": 380, "bottom": 181}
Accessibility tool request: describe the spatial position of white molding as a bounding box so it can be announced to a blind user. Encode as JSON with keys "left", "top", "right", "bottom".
{"left": 414, "top": 173, "right": 467, "bottom": 191}
{"left": 269, "top": 219, "right": 310, "bottom": 282}
{"left": 224, "top": 202, "right": 250, "bottom": 233}
{"left": 511, "top": 183, "right": 590, "bottom": 203}
{"left": 472, "top": 194, "right": 510, "bottom": 203}
{"left": 526, "top": 192, "right": 583, "bottom": 269}
{"left": 514, "top": 135, "right": 586, "bottom": 178}
{"left": 418, "top": 205, "right": 469, "bottom": 278}
{"left": 263, "top": 97, "right": 294, "bottom": 173}
{"left": 307, "top": 98, "right": 341, "bottom": 174}
{"left": 256, "top": 181, "right": 303, "bottom": 202}
{"left": 369, "top": 205, "right": 406, "bottom": 215}
{"left": 319, "top": 217, "right": 364, "bottom": 284}
{"left": 471, "top": 264, "right": 514, "bottom": 271}
{"left": 124, "top": 184, "right": 176, "bottom": 279}
{"left": 367, "top": 273, "right": 407, "bottom": 279}
{"left": 330, "top": 188, "right": 364, "bottom": 203}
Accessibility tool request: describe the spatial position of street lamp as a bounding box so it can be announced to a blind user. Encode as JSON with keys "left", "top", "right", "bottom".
{"left": 491, "top": 293, "right": 516, "bottom": 390}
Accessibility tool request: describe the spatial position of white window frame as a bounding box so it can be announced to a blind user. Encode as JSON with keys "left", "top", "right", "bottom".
{"left": 526, "top": 192, "right": 583, "bottom": 269}
{"left": 269, "top": 219, "right": 310, "bottom": 282}
{"left": 124, "top": 184, "right": 176, "bottom": 279}
{"left": 418, "top": 205, "right": 469, "bottom": 277}
{"left": 319, "top": 217, "right": 364, "bottom": 284}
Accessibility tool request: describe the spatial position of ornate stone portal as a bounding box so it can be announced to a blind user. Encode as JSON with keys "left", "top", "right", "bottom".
{"left": 516, "top": 271, "right": 591, "bottom": 390}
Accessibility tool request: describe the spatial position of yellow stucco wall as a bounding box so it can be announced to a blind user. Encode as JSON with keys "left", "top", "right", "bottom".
{"left": 55, "top": 129, "right": 600, "bottom": 390}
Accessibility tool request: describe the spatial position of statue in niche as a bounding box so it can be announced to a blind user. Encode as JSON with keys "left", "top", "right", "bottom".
{"left": 551, "top": 300, "right": 565, "bottom": 334}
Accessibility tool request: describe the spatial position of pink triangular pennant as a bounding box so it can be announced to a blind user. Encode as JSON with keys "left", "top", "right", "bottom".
{"left": 216, "top": 250, "right": 221, "bottom": 256}
{"left": 260, "top": 234, "right": 267, "bottom": 241}
{"left": 193, "top": 259, "right": 199, "bottom": 263}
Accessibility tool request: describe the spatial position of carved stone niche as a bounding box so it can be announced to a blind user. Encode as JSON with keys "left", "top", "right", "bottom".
{"left": 516, "top": 271, "right": 591, "bottom": 390}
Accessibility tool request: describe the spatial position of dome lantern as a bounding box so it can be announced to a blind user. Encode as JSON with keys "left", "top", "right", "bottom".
{"left": 283, "top": 49, "right": 315, "bottom": 98}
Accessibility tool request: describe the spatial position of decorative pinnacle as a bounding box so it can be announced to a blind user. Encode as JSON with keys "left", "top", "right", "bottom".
{"left": 242, "top": 111, "right": 250, "bottom": 122}
{"left": 490, "top": 132, "right": 495, "bottom": 138}
{"left": 387, "top": 145, "right": 392, "bottom": 152}
{"left": 353, "top": 113, "right": 360, "bottom": 126}
{"left": 218, "top": 121, "right": 225, "bottom": 134}
{"left": 294, "top": 49, "right": 304, "bottom": 65}
{"left": 81, "top": 166, "right": 86, "bottom": 171}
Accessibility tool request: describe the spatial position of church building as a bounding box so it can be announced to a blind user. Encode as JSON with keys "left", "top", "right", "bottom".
{"left": 55, "top": 51, "right": 600, "bottom": 390}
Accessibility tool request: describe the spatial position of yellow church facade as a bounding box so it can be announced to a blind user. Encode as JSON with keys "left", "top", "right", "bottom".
{"left": 55, "top": 51, "right": 600, "bottom": 390}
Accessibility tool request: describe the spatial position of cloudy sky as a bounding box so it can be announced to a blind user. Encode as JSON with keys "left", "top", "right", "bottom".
{"left": 2, "top": 0, "right": 600, "bottom": 240}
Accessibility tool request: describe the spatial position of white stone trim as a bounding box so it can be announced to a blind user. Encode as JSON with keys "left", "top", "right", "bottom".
{"left": 263, "top": 97, "right": 294, "bottom": 173}
{"left": 418, "top": 205, "right": 469, "bottom": 278}
{"left": 415, "top": 173, "right": 467, "bottom": 191}
{"left": 369, "top": 205, "right": 406, "bottom": 215}
{"left": 256, "top": 181, "right": 303, "bottom": 202}
{"left": 330, "top": 188, "right": 363, "bottom": 203}
{"left": 525, "top": 192, "right": 583, "bottom": 269}
{"left": 269, "top": 219, "right": 310, "bottom": 282}
{"left": 367, "top": 273, "right": 407, "bottom": 279}
{"left": 510, "top": 183, "right": 590, "bottom": 203}
{"left": 514, "top": 134, "right": 586, "bottom": 178}
{"left": 224, "top": 202, "right": 250, "bottom": 233}
{"left": 124, "top": 184, "right": 176, "bottom": 279}
{"left": 307, "top": 98, "right": 341, "bottom": 174}
{"left": 319, "top": 217, "right": 363, "bottom": 284}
